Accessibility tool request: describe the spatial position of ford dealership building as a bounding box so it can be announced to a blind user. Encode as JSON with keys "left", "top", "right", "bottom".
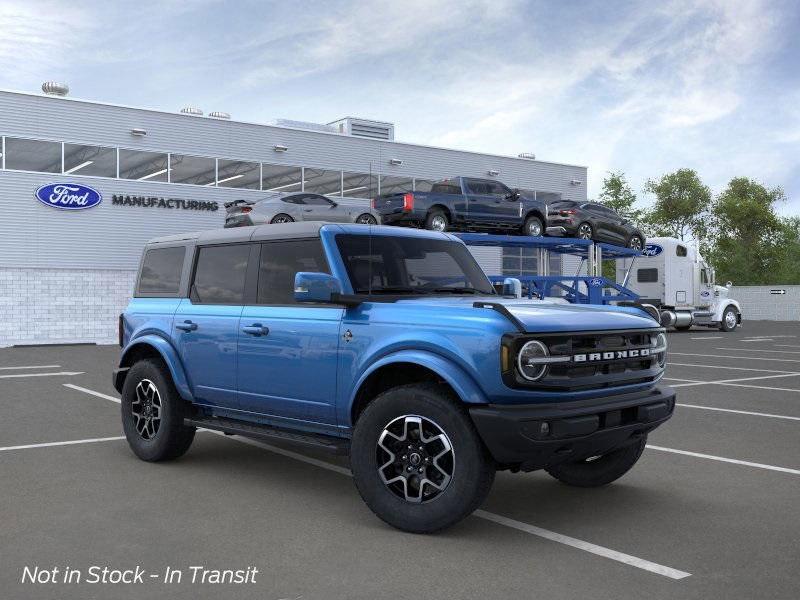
{"left": 0, "top": 85, "right": 587, "bottom": 346}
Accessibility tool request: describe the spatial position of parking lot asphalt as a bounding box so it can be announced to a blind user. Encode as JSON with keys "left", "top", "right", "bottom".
{"left": 1, "top": 321, "right": 799, "bottom": 600}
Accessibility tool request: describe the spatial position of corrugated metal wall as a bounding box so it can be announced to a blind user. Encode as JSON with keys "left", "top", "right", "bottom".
{"left": 729, "top": 286, "right": 800, "bottom": 321}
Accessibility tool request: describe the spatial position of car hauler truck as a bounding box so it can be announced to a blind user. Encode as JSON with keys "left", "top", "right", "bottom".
{"left": 615, "top": 237, "right": 742, "bottom": 332}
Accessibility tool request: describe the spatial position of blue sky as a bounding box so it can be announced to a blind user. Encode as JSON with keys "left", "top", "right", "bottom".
{"left": 2, "top": 0, "right": 799, "bottom": 212}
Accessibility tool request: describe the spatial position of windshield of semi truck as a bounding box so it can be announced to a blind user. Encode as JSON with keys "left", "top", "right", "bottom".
{"left": 335, "top": 234, "right": 496, "bottom": 296}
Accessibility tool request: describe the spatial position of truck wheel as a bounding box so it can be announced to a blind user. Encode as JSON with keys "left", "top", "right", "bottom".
{"left": 424, "top": 210, "right": 449, "bottom": 232}
{"left": 121, "top": 359, "right": 195, "bottom": 462}
{"left": 270, "top": 213, "right": 294, "bottom": 224}
{"left": 522, "top": 215, "right": 543, "bottom": 237}
{"left": 545, "top": 436, "right": 646, "bottom": 487}
{"left": 720, "top": 306, "right": 738, "bottom": 332}
{"left": 350, "top": 383, "right": 495, "bottom": 533}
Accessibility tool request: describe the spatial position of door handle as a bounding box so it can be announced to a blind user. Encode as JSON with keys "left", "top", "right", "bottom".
{"left": 242, "top": 324, "right": 269, "bottom": 336}
{"left": 303, "top": 208, "right": 313, "bottom": 212}
{"left": 176, "top": 320, "right": 198, "bottom": 332}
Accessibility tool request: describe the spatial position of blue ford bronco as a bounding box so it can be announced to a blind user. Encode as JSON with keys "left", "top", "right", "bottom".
{"left": 114, "top": 222, "right": 674, "bottom": 533}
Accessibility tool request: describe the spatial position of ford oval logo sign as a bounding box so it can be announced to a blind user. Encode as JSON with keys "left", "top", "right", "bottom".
{"left": 35, "top": 183, "right": 102, "bottom": 210}
{"left": 588, "top": 277, "right": 604, "bottom": 287}
{"left": 641, "top": 244, "right": 663, "bottom": 257}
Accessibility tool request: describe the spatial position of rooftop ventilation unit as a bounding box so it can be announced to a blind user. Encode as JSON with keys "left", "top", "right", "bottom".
{"left": 518, "top": 152, "right": 536, "bottom": 160}
{"left": 269, "top": 119, "right": 337, "bottom": 134}
{"left": 208, "top": 111, "right": 231, "bottom": 119}
{"left": 328, "top": 117, "right": 395, "bottom": 141}
{"left": 180, "top": 106, "right": 203, "bottom": 116}
{"left": 42, "top": 82, "right": 69, "bottom": 96}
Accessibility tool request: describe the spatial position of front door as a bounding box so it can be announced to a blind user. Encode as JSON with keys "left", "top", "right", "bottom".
{"left": 300, "top": 194, "right": 348, "bottom": 222}
{"left": 237, "top": 239, "right": 343, "bottom": 427}
{"left": 174, "top": 243, "right": 253, "bottom": 409}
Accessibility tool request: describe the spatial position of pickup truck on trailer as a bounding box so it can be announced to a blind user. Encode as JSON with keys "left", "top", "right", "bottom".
{"left": 114, "top": 222, "right": 674, "bottom": 533}
{"left": 373, "top": 176, "right": 550, "bottom": 236}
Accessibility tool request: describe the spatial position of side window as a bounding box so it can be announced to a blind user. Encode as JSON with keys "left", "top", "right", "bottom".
{"left": 304, "top": 195, "right": 334, "bottom": 206}
{"left": 430, "top": 181, "right": 461, "bottom": 194}
{"left": 485, "top": 181, "right": 510, "bottom": 196}
{"left": 676, "top": 245, "right": 688, "bottom": 257}
{"left": 466, "top": 179, "right": 489, "bottom": 195}
{"left": 258, "top": 240, "right": 330, "bottom": 305}
{"left": 282, "top": 195, "right": 304, "bottom": 204}
{"left": 701, "top": 269, "right": 709, "bottom": 284}
{"left": 637, "top": 268, "right": 659, "bottom": 283}
{"left": 192, "top": 245, "right": 250, "bottom": 304}
{"left": 137, "top": 246, "right": 186, "bottom": 296}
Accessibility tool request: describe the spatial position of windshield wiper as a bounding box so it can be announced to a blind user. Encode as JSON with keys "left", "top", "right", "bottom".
{"left": 427, "top": 287, "right": 486, "bottom": 295}
{"left": 355, "top": 286, "right": 427, "bottom": 295}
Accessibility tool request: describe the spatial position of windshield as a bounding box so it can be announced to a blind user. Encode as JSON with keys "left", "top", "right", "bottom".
{"left": 335, "top": 234, "right": 495, "bottom": 296}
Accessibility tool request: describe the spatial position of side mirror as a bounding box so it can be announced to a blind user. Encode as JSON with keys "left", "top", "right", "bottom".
{"left": 726, "top": 281, "right": 732, "bottom": 288}
{"left": 329, "top": 201, "right": 338, "bottom": 208}
{"left": 294, "top": 272, "right": 343, "bottom": 303}
{"left": 502, "top": 277, "right": 522, "bottom": 298}
{"left": 505, "top": 189, "right": 521, "bottom": 201}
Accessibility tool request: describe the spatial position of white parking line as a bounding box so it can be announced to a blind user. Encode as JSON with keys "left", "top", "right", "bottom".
{"left": 0, "top": 364, "right": 61, "bottom": 371}
{"left": 647, "top": 445, "right": 800, "bottom": 476}
{"left": 667, "top": 372, "right": 800, "bottom": 388}
{"left": 775, "top": 344, "right": 800, "bottom": 349}
{"left": 63, "top": 383, "right": 121, "bottom": 403}
{"left": 670, "top": 352, "right": 800, "bottom": 363}
{"left": 739, "top": 338, "right": 773, "bottom": 342}
{"left": 668, "top": 362, "right": 799, "bottom": 374}
{"left": 689, "top": 336, "right": 723, "bottom": 340}
{"left": 474, "top": 510, "right": 691, "bottom": 580}
{"left": 64, "top": 385, "right": 691, "bottom": 580}
{"left": 676, "top": 403, "right": 800, "bottom": 421}
{"left": 0, "top": 371, "right": 84, "bottom": 379}
{"left": 0, "top": 436, "right": 125, "bottom": 452}
{"left": 716, "top": 347, "right": 800, "bottom": 354}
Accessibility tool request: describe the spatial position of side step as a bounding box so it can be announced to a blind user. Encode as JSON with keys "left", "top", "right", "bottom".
{"left": 184, "top": 415, "right": 350, "bottom": 455}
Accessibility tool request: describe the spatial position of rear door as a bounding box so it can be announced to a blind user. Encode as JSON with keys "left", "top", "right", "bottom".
{"left": 463, "top": 179, "right": 495, "bottom": 224}
{"left": 236, "top": 239, "right": 343, "bottom": 427}
{"left": 174, "top": 243, "right": 253, "bottom": 409}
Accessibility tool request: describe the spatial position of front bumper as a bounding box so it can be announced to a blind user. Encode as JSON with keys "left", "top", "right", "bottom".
{"left": 469, "top": 386, "right": 675, "bottom": 471}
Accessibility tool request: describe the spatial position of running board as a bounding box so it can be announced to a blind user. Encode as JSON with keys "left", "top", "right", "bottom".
{"left": 184, "top": 415, "right": 350, "bottom": 455}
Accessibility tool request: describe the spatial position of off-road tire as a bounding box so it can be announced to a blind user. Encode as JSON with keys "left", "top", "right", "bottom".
{"left": 424, "top": 209, "right": 449, "bottom": 232}
{"left": 121, "top": 359, "right": 195, "bottom": 462}
{"left": 350, "top": 383, "right": 495, "bottom": 533}
{"left": 522, "top": 215, "right": 544, "bottom": 237}
{"left": 545, "top": 436, "right": 647, "bottom": 487}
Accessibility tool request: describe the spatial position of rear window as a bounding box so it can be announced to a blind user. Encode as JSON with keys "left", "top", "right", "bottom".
{"left": 637, "top": 268, "right": 659, "bottom": 283}
{"left": 430, "top": 181, "right": 461, "bottom": 195}
{"left": 137, "top": 246, "right": 186, "bottom": 296}
{"left": 191, "top": 244, "right": 250, "bottom": 304}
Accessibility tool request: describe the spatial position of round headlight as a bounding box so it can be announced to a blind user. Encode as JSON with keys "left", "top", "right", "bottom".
{"left": 652, "top": 332, "right": 667, "bottom": 367}
{"left": 517, "top": 340, "right": 550, "bottom": 381}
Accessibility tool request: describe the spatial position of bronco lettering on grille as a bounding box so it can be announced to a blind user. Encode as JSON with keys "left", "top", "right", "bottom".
{"left": 573, "top": 348, "right": 651, "bottom": 362}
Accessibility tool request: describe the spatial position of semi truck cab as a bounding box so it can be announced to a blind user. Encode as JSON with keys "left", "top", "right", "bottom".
{"left": 616, "top": 236, "right": 742, "bottom": 332}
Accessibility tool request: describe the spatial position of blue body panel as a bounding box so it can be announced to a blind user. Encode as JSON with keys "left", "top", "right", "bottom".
{"left": 119, "top": 224, "right": 664, "bottom": 438}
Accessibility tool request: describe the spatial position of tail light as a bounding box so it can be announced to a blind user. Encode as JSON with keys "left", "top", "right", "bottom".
{"left": 560, "top": 209, "right": 577, "bottom": 216}
{"left": 371, "top": 198, "right": 377, "bottom": 209}
{"left": 402, "top": 193, "right": 414, "bottom": 212}
{"left": 241, "top": 207, "right": 252, "bottom": 214}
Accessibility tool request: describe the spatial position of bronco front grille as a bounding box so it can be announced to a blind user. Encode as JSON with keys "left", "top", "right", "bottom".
{"left": 502, "top": 329, "right": 664, "bottom": 392}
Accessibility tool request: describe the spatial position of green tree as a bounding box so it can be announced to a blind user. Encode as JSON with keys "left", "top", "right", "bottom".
{"left": 642, "top": 169, "right": 711, "bottom": 241}
{"left": 598, "top": 171, "right": 641, "bottom": 221}
{"left": 708, "top": 178, "right": 787, "bottom": 285}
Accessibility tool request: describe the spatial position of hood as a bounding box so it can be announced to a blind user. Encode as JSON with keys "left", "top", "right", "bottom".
{"left": 714, "top": 285, "right": 729, "bottom": 299}
{"left": 394, "top": 296, "right": 659, "bottom": 333}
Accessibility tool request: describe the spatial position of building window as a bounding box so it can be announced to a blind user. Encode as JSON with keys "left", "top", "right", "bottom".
{"left": 413, "top": 178, "right": 436, "bottom": 192}
{"left": 4, "top": 137, "right": 61, "bottom": 173}
{"left": 341, "top": 171, "right": 377, "bottom": 198}
{"left": 119, "top": 149, "right": 169, "bottom": 182}
{"left": 304, "top": 168, "right": 342, "bottom": 196}
{"left": 262, "top": 164, "right": 302, "bottom": 192}
{"left": 217, "top": 159, "right": 260, "bottom": 189}
{"left": 379, "top": 175, "right": 413, "bottom": 195}
{"left": 170, "top": 154, "right": 216, "bottom": 186}
{"left": 63, "top": 144, "right": 117, "bottom": 177}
